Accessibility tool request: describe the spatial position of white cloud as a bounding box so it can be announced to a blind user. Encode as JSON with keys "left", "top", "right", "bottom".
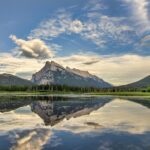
{"left": 81, "top": 16, "right": 135, "bottom": 46}
{"left": 10, "top": 35, "right": 55, "bottom": 59}
{"left": 140, "top": 35, "right": 150, "bottom": 46}
{"left": 69, "top": 20, "right": 83, "bottom": 33}
{"left": 124, "top": 0, "right": 150, "bottom": 32}
{"left": 143, "top": 35, "right": 150, "bottom": 41}
{"left": 0, "top": 53, "right": 44, "bottom": 79}
{"left": 54, "top": 53, "right": 150, "bottom": 85}
{"left": 29, "top": 10, "right": 83, "bottom": 39}
{"left": 29, "top": 9, "right": 135, "bottom": 47}
{"left": 83, "top": 0, "right": 106, "bottom": 12}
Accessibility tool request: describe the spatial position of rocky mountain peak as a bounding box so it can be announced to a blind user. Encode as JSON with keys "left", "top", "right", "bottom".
{"left": 66, "top": 67, "right": 92, "bottom": 78}
{"left": 45, "top": 61, "right": 63, "bottom": 68}
{"left": 72, "top": 68, "right": 91, "bottom": 77}
{"left": 32, "top": 61, "right": 112, "bottom": 88}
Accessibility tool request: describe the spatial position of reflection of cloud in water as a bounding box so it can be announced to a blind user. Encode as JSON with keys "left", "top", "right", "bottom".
{"left": 0, "top": 97, "right": 150, "bottom": 149}
{"left": 10, "top": 128, "right": 52, "bottom": 150}
{"left": 43, "top": 130, "right": 150, "bottom": 150}
{"left": 47, "top": 135, "right": 62, "bottom": 148}
{"left": 0, "top": 106, "right": 43, "bottom": 132}
{"left": 54, "top": 99, "right": 150, "bottom": 134}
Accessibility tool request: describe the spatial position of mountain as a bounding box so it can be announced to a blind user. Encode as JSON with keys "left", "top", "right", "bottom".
{"left": 0, "top": 73, "right": 33, "bottom": 86}
{"left": 31, "top": 61, "right": 112, "bottom": 88}
{"left": 120, "top": 75, "right": 150, "bottom": 88}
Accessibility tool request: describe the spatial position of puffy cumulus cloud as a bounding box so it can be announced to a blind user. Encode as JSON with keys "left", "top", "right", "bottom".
{"left": 1, "top": 52, "right": 150, "bottom": 85}
{"left": 69, "top": 20, "right": 83, "bottom": 33}
{"left": 10, "top": 35, "right": 54, "bottom": 59}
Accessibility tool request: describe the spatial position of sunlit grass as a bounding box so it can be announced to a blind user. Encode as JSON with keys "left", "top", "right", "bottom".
{"left": 0, "top": 91, "right": 150, "bottom": 97}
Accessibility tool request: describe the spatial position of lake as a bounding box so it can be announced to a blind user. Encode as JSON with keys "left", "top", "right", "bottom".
{"left": 0, "top": 95, "right": 150, "bottom": 150}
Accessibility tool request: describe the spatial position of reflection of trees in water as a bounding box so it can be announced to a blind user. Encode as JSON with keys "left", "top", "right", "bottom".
{"left": 0, "top": 96, "right": 60, "bottom": 112}
{"left": 127, "top": 98, "right": 150, "bottom": 109}
{"left": 0, "top": 96, "right": 33, "bottom": 112}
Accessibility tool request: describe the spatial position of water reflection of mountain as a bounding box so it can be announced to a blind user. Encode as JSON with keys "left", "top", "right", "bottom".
{"left": 0, "top": 97, "right": 32, "bottom": 112}
{"left": 0, "top": 96, "right": 150, "bottom": 127}
{"left": 30, "top": 98, "right": 112, "bottom": 126}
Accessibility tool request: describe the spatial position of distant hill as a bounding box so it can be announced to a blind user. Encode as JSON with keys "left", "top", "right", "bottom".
{"left": 0, "top": 74, "right": 33, "bottom": 86}
{"left": 120, "top": 76, "right": 150, "bottom": 88}
{"left": 32, "top": 61, "right": 112, "bottom": 88}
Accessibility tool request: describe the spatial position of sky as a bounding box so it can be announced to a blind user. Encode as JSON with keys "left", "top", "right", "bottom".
{"left": 0, "top": 0, "right": 150, "bottom": 85}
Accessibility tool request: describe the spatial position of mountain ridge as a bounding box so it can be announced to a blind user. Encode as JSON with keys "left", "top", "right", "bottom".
{"left": 0, "top": 73, "right": 33, "bottom": 86}
{"left": 120, "top": 75, "right": 150, "bottom": 88}
{"left": 32, "top": 61, "right": 112, "bottom": 88}
{"left": 1, "top": 62, "right": 150, "bottom": 89}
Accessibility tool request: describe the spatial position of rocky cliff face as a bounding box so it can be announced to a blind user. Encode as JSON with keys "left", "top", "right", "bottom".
{"left": 31, "top": 61, "right": 112, "bottom": 88}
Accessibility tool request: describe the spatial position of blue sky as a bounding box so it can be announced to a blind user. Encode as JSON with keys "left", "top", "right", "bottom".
{"left": 0, "top": 0, "right": 150, "bottom": 85}
{"left": 0, "top": 0, "right": 149, "bottom": 55}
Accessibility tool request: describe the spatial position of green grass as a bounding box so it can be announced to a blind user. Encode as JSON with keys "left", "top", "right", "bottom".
{"left": 0, "top": 91, "right": 82, "bottom": 96}
{"left": 0, "top": 91, "right": 150, "bottom": 97}
{"left": 88, "top": 92, "right": 150, "bottom": 96}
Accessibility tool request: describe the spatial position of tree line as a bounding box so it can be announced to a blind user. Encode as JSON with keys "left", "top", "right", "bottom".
{"left": 0, "top": 84, "right": 150, "bottom": 92}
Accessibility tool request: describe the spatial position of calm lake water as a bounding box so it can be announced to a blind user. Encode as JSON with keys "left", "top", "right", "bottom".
{"left": 0, "top": 96, "right": 150, "bottom": 150}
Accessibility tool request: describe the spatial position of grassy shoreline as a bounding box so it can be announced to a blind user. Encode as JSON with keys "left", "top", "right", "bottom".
{"left": 88, "top": 92, "right": 150, "bottom": 96}
{"left": 0, "top": 91, "right": 150, "bottom": 97}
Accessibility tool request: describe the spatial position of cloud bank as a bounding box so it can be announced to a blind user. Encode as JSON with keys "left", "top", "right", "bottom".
{"left": 1, "top": 52, "right": 150, "bottom": 85}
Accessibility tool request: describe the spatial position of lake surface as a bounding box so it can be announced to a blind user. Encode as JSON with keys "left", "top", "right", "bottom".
{"left": 0, "top": 96, "right": 150, "bottom": 150}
